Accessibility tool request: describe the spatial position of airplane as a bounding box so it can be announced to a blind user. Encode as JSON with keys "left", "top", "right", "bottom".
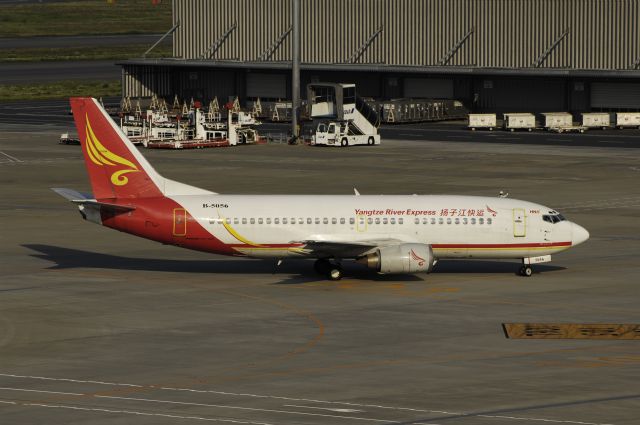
{"left": 53, "top": 97, "right": 589, "bottom": 280}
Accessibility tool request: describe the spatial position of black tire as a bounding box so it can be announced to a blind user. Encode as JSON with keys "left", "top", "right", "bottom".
{"left": 367, "top": 136, "right": 374, "bottom": 145}
{"left": 340, "top": 137, "right": 349, "bottom": 147}
{"left": 520, "top": 266, "right": 533, "bottom": 277}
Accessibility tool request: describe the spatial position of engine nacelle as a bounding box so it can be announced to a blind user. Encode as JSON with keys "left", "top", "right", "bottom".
{"left": 356, "top": 243, "right": 435, "bottom": 274}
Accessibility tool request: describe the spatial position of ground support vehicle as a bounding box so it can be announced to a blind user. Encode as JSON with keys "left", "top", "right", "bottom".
{"left": 616, "top": 112, "right": 640, "bottom": 129}
{"left": 503, "top": 113, "right": 536, "bottom": 131}
{"left": 308, "top": 83, "right": 381, "bottom": 147}
{"left": 581, "top": 112, "right": 610, "bottom": 130}
{"left": 468, "top": 113, "right": 497, "bottom": 131}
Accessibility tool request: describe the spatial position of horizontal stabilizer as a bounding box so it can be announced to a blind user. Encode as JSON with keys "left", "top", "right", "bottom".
{"left": 51, "top": 188, "right": 135, "bottom": 213}
{"left": 51, "top": 187, "right": 93, "bottom": 201}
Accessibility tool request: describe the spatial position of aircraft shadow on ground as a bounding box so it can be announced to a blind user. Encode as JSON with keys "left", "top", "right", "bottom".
{"left": 23, "top": 244, "right": 565, "bottom": 283}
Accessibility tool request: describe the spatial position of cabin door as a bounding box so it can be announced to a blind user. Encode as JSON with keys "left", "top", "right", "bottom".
{"left": 173, "top": 208, "right": 187, "bottom": 237}
{"left": 513, "top": 208, "right": 526, "bottom": 237}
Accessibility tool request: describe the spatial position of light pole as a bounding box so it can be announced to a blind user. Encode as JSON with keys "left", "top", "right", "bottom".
{"left": 291, "top": 0, "right": 300, "bottom": 143}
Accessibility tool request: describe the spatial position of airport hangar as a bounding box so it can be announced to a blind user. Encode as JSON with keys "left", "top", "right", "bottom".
{"left": 119, "top": 0, "right": 640, "bottom": 114}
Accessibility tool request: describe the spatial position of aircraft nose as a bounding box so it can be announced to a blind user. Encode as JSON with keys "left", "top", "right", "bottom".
{"left": 571, "top": 223, "right": 590, "bottom": 246}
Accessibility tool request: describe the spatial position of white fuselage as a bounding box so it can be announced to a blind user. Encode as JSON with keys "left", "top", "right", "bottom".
{"left": 172, "top": 194, "right": 585, "bottom": 259}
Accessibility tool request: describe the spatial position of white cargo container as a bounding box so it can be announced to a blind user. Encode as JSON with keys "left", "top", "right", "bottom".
{"left": 468, "top": 113, "right": 497, "bottom": 130}
{"left": 503, "top": 113, "right": 536, "bottom": 131}
{"left": 616, "top": 112, "right": 640, "bottom": 129}
{"left": 541, "top": 112, "right": 573, "bottom": 129}
{"left": 581, "top": 112, "right": 610, "bottom": 129}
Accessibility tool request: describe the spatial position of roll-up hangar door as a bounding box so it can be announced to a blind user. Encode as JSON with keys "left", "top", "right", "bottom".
{"left": 246, "top": 73, "right": 286, "bottom": 99}
{"left": 404, "top": 78, "right": 454, "bottom": 98}
{"left": 591, "top": 83, "right": 640, "bottom": 109}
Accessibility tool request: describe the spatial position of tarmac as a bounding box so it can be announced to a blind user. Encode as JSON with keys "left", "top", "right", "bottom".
{"left": 0, "top": 118, "right": 639, "bottom": 424}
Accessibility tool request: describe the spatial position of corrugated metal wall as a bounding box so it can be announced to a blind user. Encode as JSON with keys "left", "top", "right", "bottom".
{"left": 172, "top": 0, "right": 640, "bottom": 70}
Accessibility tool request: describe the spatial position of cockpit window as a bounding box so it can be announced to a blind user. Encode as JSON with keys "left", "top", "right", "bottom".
{"left": 543, "top": 213, "right": 566, "bottom": 224}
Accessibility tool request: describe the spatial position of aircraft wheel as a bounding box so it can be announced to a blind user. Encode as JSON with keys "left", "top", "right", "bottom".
{"left": 520, "top": 266, "right": 533, "bottom": 277}
{"left": 341, "top": 137, "right": 349, "bottom": 147}
{"left": 328, "top": 265, "right": 343, "bottom": 281}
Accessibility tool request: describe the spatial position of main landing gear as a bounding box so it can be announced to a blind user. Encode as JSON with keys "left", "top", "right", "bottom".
{"left": 314, "top": 258, "right": 343, "bottom": 281}
{"left": 519, "top": 265, "right": 533, "bottom": 277}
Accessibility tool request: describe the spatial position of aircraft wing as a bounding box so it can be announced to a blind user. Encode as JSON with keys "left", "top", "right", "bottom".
{"left": 297, "top": 238, "right": 404, "bottom": 258}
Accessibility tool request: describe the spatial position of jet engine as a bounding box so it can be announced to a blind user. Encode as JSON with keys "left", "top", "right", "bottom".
{"left": 356, "top": 243, "right": 435, "bottom": 274}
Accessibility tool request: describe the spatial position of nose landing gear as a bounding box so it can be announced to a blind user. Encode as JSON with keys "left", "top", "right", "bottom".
{"left": 519, "top": 265, "right": 533, "bottom": 277}
{"left": 314, "top": 258, "right": 343, "bottom": 281}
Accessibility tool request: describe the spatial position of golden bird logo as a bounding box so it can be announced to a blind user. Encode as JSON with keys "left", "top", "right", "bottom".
{"left": 85, "top": 114, "right": 139, "bottom": 186}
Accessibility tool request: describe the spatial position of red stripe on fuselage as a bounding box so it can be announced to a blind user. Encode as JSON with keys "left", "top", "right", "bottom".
{"left": 432, "top": 242, "right": 572, "bottom": 248}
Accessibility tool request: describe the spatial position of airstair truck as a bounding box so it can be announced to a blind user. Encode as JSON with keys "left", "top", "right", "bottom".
{"left": 307, "top": 83, "right": 381, "bottom": 147}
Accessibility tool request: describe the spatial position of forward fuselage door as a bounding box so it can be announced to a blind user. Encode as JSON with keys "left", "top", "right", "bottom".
{"left": 513, "top": 208, "right": 526, "bottom": 237}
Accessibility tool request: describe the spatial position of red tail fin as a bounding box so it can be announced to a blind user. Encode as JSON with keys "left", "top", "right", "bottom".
{"left": 70, "top": 97, "right": 164, "bottom": 200}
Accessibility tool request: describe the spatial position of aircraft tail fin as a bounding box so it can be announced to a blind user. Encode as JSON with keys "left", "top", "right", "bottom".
{"left": 70, "top": 97, "right": 165, "bottom": 200}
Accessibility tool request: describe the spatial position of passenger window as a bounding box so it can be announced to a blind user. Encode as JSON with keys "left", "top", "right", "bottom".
{"left": 455, "top": 218, "right": 460, "bottom": 225}
{"left": 291, "top": 217, "right": 296, "bottom": 224}
{"left": 358, "top": 217, "right": 364, "bottom": 224}
{"left": 332, "top": 218, "right": 337, "bottom": 224}
{"left": 298, "top": 218, "right": 304, "bottom": 224}
{"left": 233, "top": 218, "right": 239, "bottom": 224}
{"left": 439, "top": 217, "right": 444, "bottom": 224}
{"left": 225, "top": 218, "right": 231, "bottom": 224}
{"left": 375, "top": 218, "right": 380, "bottom": 224}
{"left": 340, "top": 217, "right": 345, "bottom": 224}
{"left": 258, "top": 218, "right": 263, "bottom": 224}
{"left": 390, "top": 217, "right": 396, "bottom": 225}
{"left": 250, "top": 218, "right": 255, "bottom": 224}
{"left": 307, "top": 218, "right": 312, "bottom": 224}
{"left": 487, "top": 218, "right": 492, "bottom": 225}
{"left": 463, "top": 218, "right": 468, "bottom": 225}
{"left": 399, "top": 218, "right": 403, "bottom": 224}
{"left": 274, "top": 218, "right": 279, "bottom": 224}
{"left": 430, "top": 218, "right": 435, "bottom": 225}
{"left": 447, "top": 218, "right": 452, "bottom": 225}
{"left": 349, "top": 217, "right": 355, "bottom": 225}
{"left": 315, "top": 217, "right": 320, "bottom": 224}
{"left": 266, "top": 218, "right": 271, "bottom": 224}
{"left": 479, "top": 218, "right": 484, "bottom": 224}
{"left": 422, "top": 218, "right": 427, "bottom": 224}
{"left": 383, "top": 217, "right": 388, "bottom": 224}
{"left": 471, "top": 218, "right": 476, "bottom": 224}
{"left": 323, "top": 217, "right": 328, "bottom": 224}
{"left": 367, "top": 217, "right": 373, "bottom": 224}
{"left": 242, "top": 218, "right": 247, "bottom": 224}
{"left": 414, "top": 218, "right": 420, "bottom": 224}
{"left": 283, "top": 218, "right": 288, "bottom": 224}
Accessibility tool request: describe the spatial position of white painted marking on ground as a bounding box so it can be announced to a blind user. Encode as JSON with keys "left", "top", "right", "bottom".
{"left": 0, "top": 373, "right": 616, "bottom": 425}
{"left": 0, "top": 373, "right": 143, "bottom": 388}
{"left": 0, "top": 400, "right": 272, "bottom": 424}
{"left": 0, "top": 151, "right": 21, "bottom": 162}
{"left": 0, "top": 387, "right": 83, "bottom": 396}
{"left": 0, "top": 400, "right": 17, "bottom": 405}
{"left": 96, "top": 394, "right": 388, "bottom": 422}
{"left": 283, "top": 404, "right": 362, "bottom": 413}
{"left": 479, "top": 414, "right": 613, "bottom": 425}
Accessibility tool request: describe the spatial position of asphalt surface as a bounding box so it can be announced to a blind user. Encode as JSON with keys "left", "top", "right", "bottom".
{"left": 0, "top": 33, "right": 169, "bottom": 49}
{"left": 0, "top": 115, "right": 639, "bottom": 424}
{"left": 0, "top": 60, "right": 121, "bottom": 83}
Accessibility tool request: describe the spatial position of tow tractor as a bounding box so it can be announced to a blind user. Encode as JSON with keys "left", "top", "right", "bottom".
{"left": 308, "top": 83, "right": 381, "bottom": 147}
